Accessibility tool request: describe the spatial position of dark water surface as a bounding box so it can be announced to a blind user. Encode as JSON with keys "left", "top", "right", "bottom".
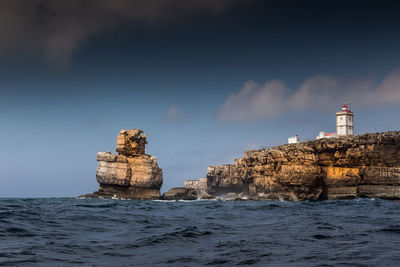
{"left": 1, "top": 198, "right": 400, "bottom": 266}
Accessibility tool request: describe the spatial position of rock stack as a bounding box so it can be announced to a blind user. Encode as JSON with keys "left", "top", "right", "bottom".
{"left": 82, "top": 129, "right": 163, "bottom": 199}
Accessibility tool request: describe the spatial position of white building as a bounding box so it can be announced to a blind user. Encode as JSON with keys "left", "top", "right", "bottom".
{"left": 316, "top": 132, "right": 337, "bottom": 140}
{"left": 336, "top": 104, "right": 354, "bottom": 136}
{"left": 288, "top": 135, "right": 301, "bottom": 144}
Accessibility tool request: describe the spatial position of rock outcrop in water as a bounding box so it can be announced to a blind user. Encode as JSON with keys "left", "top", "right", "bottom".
{"left": 82, "top": 129, "right": 163, "bottom": 199}
{"left": 161, "top": 187, "right": 198, "bottom": 200}
{"left": 184, "top": 178, "right": 212, "bottom": 199}
{"left": 187, "top": 131, "right": 400, "bottom": 201}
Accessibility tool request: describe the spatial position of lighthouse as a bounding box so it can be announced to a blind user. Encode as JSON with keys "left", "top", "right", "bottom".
{"left": 336, "top": 104, "right": 354, "bottom": 136}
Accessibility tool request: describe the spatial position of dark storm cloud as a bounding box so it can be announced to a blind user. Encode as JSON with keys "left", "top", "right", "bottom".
{"left": 0, "top": 0, "right": 246, "bottom": 65}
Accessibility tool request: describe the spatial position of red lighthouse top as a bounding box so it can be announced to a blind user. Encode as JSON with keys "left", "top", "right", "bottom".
{"left": 341, "top": 104, "right": 350, "bottom": 112}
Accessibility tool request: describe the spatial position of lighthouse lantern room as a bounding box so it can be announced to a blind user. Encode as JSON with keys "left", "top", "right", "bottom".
{"left": 336, "top": 104, "right": 354, "bottom": 136}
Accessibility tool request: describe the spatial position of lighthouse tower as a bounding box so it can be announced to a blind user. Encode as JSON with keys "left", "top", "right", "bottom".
{"left": 336, "top": 104, "right": 354, "bottom": 136}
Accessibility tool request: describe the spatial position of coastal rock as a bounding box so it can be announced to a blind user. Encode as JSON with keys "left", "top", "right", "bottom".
{"left": 184, "top": 178, "right": 212, "bottom": 199}
{"left": 82, "top": 129, "right": 163, "bottom": 200}
{"left": 116, "top": 129, "right": 147, "bottom": 157}
{"left": 82, "top": 184, "right": 161, "bottom": 200}
{"left": 96, "top": 152, "right": 130, "bottom": 186}
{"left": 161, "top": 187, "right": 198, "bottom": 200}
{"left": 191, "top": 131, "right": 400, "bottom": 201}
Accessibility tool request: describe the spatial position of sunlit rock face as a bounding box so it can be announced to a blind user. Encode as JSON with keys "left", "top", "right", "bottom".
{"left": 116, "top": 129, "right": 147, "bottom": 157}
{"left": 205, "top": 131, "right": 400, "bottom": 201}
{"left": 82, "top": 129, "right": 163, "bottom": 200}
{"left": 184, "top": 178, "right": 211, "bottom": 199}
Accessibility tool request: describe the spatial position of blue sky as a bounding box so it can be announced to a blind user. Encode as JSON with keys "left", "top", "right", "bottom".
{"left": 1, "top": 0, "right": 400, "bottom": 197}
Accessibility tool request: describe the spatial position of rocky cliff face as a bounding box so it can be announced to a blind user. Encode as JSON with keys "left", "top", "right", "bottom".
{"left": 82, "top": 129, "right": 163, "bottom": 199}
{"left": 184, "top": 178, "right": 210, "bottom": 198}
{"left": 205, "top": 131, "right": 400, "bottom": 201}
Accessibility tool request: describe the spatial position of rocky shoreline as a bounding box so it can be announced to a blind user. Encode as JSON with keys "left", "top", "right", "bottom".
{"left": 191, "top": 131, "right": 400, "bottom": 201}
{"left": 81, "top": 130, "right": 400, "bottom": 201}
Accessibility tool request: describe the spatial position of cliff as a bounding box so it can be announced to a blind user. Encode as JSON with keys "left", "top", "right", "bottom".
{"left": 194, "top": 131, "right": 400, "bottom": 201}
{"left": 82, "top": 129, "right": 163, "bottom": 199}
{"left": 184, "top": 178, "right": 210, "bottom": 198}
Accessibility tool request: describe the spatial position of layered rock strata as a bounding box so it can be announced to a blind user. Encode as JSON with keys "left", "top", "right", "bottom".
{"left": 195, "top": 131, "right": 400, "bottom": 201}
{"left": 82, "top": 129, "right": 163, "bottom": 199}
{"left": 184, "top": 178, "right": 212, "bottom": 199}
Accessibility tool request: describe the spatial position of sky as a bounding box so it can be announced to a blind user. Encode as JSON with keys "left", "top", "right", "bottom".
{"left": 1, "top": 0, "right": 400, "bottom": 197}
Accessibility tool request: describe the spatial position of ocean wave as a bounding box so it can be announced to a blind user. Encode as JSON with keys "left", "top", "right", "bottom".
{"left": 1, "top": 198, "right": 400, "bottom": 265}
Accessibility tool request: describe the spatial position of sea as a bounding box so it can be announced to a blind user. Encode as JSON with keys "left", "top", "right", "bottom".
{"left": 1, "top": 198, "right": 400, "bottom": 266}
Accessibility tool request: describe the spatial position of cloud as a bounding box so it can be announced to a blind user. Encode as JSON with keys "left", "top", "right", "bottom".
{"left": 167, "top": 105, "right": 180, "bottom": 122}
{"left": 218, "top": 69, "right": 400, "bottom": 122}
{"left": 351, "top": 69, "right": 400, "bottom": 106}
{"left": 166, "top": 104, "right": 192, "bottom": 123}
{"left": 0, "top": 0, "right": 246, "bottom": 65}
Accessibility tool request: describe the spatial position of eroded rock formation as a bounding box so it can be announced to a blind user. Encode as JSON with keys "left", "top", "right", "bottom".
{"left": 184, "top": 178, "right": 212, "bottom": 199}
{"left": 82, "top": 129, "right": 163, "bottom": 199}
{"left": 189, "top": 131, "right": 400, "bottom": 201}
{"left": 116, "top": 129, "right": 147, "bottom": 156}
